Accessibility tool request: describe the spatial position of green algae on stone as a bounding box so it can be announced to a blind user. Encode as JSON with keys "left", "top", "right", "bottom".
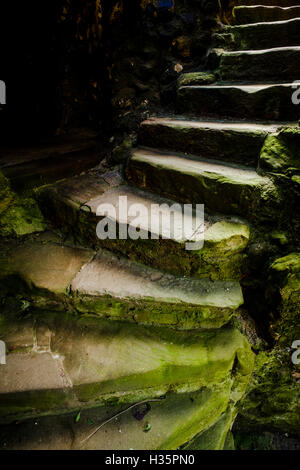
{"left": 177, "top": 72, "right": 216, "bottom": 88}
{"left": 239, "top": 348, "right": 300, "bottom": 436}
{"left": 267, "top": 252, "right": 300, "bottom": 345}
{"left": 183, "top": 406, "right": 236, "bottom": 450}
{"left": 0, "top": 389, "right": 244, "bottom": 450}
{"left": 0, "top": 238, "right": 245, "bottom": 329}
{"left": 0, "top": 170, "right": 45, "bottom": 237}
{"left": 260, "top": 127, "right": 300, "bottom": 176}
{"left": 239, "top": 253, "right": 300, "bottom": 435}
{"left": 0, "top": 309, "right": 255, "bottom": 430}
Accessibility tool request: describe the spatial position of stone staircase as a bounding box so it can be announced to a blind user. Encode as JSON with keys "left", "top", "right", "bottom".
{"left": 1, "top": 0, "right": 299, "bottom": 450}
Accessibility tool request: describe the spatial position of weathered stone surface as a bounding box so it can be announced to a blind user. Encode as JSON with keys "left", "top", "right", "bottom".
{"left": 260, "top": 127, "right": 300, "bottom": 177}
{"left": 240, "top": 253, "right": 300, "bottom": 435}
{"left": 0, "top": 393, "right": 238, "bottom": 451}
{"left": 0, "top": 136, "right": 102, "bottom": 193}
{"left": 0, "top": 312, "right": 254, "bottom": 448}
{"left": 218, "top": 18, "right": 300, "bottom": 51}
{"left": 138, "top": 118, "right": 275, "bottom": 166}
{"left": 233, "top": 5, "right": 300, "bottom": 25}
{"left": 184, "top": 406, "right": 236, "bottom": 450}
{"left": 4, "top": 240, "right": 93, "bottom": 294}
{"left": 0, "top": 238, "right": 244, "bottom": 329}
{"left": 127, "top": 148, "right": 279, "bottom": 222}
{"left": 218, "top": 46, "right": 300, "bottom": 81}
{"left": 72, "top": 248, "right": 244, "bottom": 328}
{"left": 0, "top": 170, "right": 45, "bottom": 237}
{"left": 234, "top": 0, "right": 300, "bottom": 6}
{"left": 177, "top": 72, "right": 216, "bottom": 87}
{"left": 37, "top": 175, "right": 251, "bottom": 280}
{"left": 177, "top": 84, "right": 298, "bottom": 121}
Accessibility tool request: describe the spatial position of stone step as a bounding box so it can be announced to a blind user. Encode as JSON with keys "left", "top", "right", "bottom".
{"left": 37, "top": 174, "right": 250, "bottom": 280}
{"left": 0, "top": 396, "right": 236, "bottom": 450}
{"left": 126, "top": 148, "right": 279, "bottom": 223}
{"left": 0, "top": 135, "right": 103, "bottom": 194}
{"left": 0, "top": 236, "right": 244, "bottom": 329}
{"left": 215, "top": 18, "right": 300, "bottom": 51}
{"left": 233, "top": 5, "right": 300, "bottom": 25}
{"left": 177, "top": 83, "right": 299, "bottom": 121}
{"left": 234, "top": 0, "right": 300, "bottom": 7}
{"left": 138, "top": 117, "right": 276, "bottom": 166}
{"left": 0, "top": 308, "right": 254, "bottom": 447}
{"left": 218, "top": 46, "right": 300, "bottom": 81}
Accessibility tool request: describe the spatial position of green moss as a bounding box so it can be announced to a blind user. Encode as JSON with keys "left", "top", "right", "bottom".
{"left": 72, "top": 293, "right": 237, "bottom": 330}
{"left": 0, "top": 388, "right": 77, "bottom": 424}
{"left": 184, "top": 406, "right": 236, "bottom": 450}
{"left": 239, "top": 253, "right": 300, "bottom": 435}
{"left": 260, "top": 127, "right": 300, "bottom": 177}
{"left": 0, "top": 309, "right": 255, "bottom": 430}
{"left": 239, "top": 348, "right": 300, "bottom": 435}
{"left": 177, "top": 72, "right": 216, "bottom": 87}
{"left": 0, "top": 170, "right": 45, "bottom": 236}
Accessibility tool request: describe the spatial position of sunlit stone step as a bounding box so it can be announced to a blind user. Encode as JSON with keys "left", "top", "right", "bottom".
{"left": 138, "top": 117, "right": 277, "bottom": 166}
{"left": 37, "top": 174, "right": 250, "bottom": 280}
{"left": 126, "top": 147, "right": 279, "bottom": 222}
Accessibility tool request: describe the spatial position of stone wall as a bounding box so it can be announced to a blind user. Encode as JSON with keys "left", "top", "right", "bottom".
{"left": 0, "top": 0, "right": 219, "bottom": 142}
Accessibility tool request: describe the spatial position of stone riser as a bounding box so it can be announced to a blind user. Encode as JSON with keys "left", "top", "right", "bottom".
{"left": 177, "top": 84, "right": 299, "bottom": 122}
{"left": 234, "top": 0, "right": 300, "bottom": 7}
{"left": 215, "top": 18, "right": 300, "bottom": 51}
{"left": 219, "top": 47, "right": 300, "bottom": 81}
{"left": 126, "top": 149, "right": 278, "bottom": 224}
{"left": 138, "top": 118, "right": 273, "bottom": 167}
{"left": 233, "top": 6, "right": 300, "bottom": 25}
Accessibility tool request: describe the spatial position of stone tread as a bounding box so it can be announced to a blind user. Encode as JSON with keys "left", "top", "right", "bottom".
{"left": 37, "top": 171, "right": 251, "bottom": 280}
{"left": 0, "top": 310, "right": 253, "bottom": 439}
{"left": 71, "top": 248, "right": 243, "bottom": 309}
{"left": 140, "top": 117, "right": 279, "bottom": 133}
{"left": 127, "top": 147, "right": 278, "bottom": 221}
{"left": 138, "top": 117, "right": 279, "bottom": 165}
{"left": 0, "top": 393, "right": 234, "bottom": 450}
{"left": 0, "top": 136, "right": 103, "bottom": 193}
{"left": 130, "top": 147, "right": 270, "bottom": 186}
{"left": 1, "top": 236, "right": 244, "bottom": 329}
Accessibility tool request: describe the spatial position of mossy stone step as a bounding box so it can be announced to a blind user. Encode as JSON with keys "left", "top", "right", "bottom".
{"left": 0, "top": 310, "right": 254, "bottom": 441}
{"left": 218, "top": 46, "right": 300, "bottom": 81}
{"left": 138, "top": 118, "right": 274, "bottom": 166}
{"left": 1, "top": 237, "right": 244, "bottom": 329}
{"left": 177, "top": 83, "right": 298, "bottom": 121}
{"left": 215, "top": 18, "right": 300, "bottom": 51}
{"left": 126, "top": 148, "right": 279, "bottom": 223}
{"left": 0, "top": 395, "right": 236, "bottom": 450}
{"left": 233, "top": 5, "right": 300, "bottom": 25}
{"left": 37, "top": 173, "right": 251, "bottom": 280}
